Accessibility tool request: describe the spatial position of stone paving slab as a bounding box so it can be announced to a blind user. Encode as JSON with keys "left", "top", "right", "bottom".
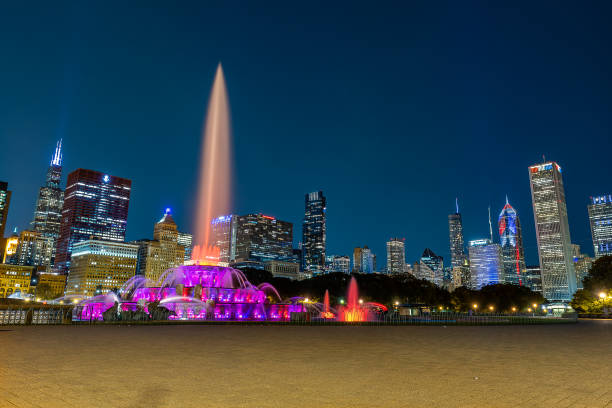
{"left": 0, "top": 320, "right": 610, "bottom": 407}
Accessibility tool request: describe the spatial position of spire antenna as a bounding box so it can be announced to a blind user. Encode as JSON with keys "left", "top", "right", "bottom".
{"left": 505, "top": 194, "right": 509, "bottom": 205}
{"left": 488, "top": 206, "right": 493, "bottom": 241}
{"left": 51, "top": 138, "right": 63, "bottom": 166}
{"left": 455, "top": 197, "right": 459, "bottom": 214}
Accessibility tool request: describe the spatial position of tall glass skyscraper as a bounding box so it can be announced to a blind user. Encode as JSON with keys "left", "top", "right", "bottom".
{"left": 421, "top": 248, "right": 444, "bottom": 286}
{"left": 0, "top": 181, "right": 11, "bottom": 261}
{"left": 233, "top": 214, "right": 293, "bottom": 263}
{"left": 29, "top": 140, "right": 65, "bottom": 267}
{"left": 497, "top": 197, "right": 526, "bottom": 285}
{"left": 302, "top": 191, "right": 326, "bottom": 273}
{"left": 448, "top": 199, "right": 467, "bottom": 269}
{"left": 588, "top": 194, "right": 612, "bottom": 258}
{"left": 54, "top": 169, "right": 132, "bottom": 275}
{"left": 468, "top": 239, "right": 503, "bottom": 289}
{"left": 386, "top": 238, "right": 405, "bottom": 274}
{"left": 528, "top": 161, "right": 576, "bottom": 301}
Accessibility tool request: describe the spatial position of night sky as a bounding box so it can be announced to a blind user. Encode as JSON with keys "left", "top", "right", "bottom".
{"left": 1, "top": 2, "right": 611, "bottom": 266}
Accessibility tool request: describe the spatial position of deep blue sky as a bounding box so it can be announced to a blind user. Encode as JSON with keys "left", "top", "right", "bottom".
{"left": 1, "top": 1, "right": 611, "bottom": 267}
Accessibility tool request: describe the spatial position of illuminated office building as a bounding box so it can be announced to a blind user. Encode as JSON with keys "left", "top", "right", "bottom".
{"left": 528, "top": 162, "right": 576, "bottom": 301}
{"left": 135, "top": 209, "right": 185, "bottom": 284}
{"left": 233, "top": 214, "right": 293, "bottom": 263}
{"left": 54, "top": 169, "right": 131, "bottom": 275}
{"left": 0, "top": 181, "right": 11, "bottom": 261}
{"left": 468, "top": 239, "right": 503, "bottom": 289}
{"left": 211, "top": 214, "right": 237, "bottom": 263}
{"left": 302, "top": 191, "right": 326, "bottom": 273}
{"left": 65, "top": 239, "right": 138, "bottom": 296}
{"left": 0, "top": 264, "right": 34, "bottom": 298}
{"left": 524, "top": 265, "right": 542, "bottom": 293}
{"left": 498, "top": 197, "right": 526, "bottom": 285}
{"left": 572, "top": 244, "right": 593, "bottom": 290}
{"left": 30, "top": 140, "right": 64, "bottom": 267}
{"left": 331, "top": 255, "right": 350, "bottom": 274}
{"left": 588, "top": 194, "right": 612, "bottom": 258}
{"left": 386, "top": 238, "right": 406, "bottom": 274}
{"left": 448, "top": 200, "right": 467, "bottom": 269}
{"left": 421, "top": 248, "right": 444, "bottom": 286}
{"left": 353, "top": 246, "right": 376, "bottom": 273}
{"left": 177, "top": 232, "right": 193, "bottom": 262}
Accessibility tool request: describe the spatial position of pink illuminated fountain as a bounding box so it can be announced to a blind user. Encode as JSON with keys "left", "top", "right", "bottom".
{"left": 337, "top": 277, "right": 387, "bottom": 322}
{"left": 71, "top": 65, "right": 298, "bottom": 322}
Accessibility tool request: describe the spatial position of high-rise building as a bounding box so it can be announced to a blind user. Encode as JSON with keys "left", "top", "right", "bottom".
{"left": 30, "top": 140, "right": 64, "bottom": 268}
{"left": 54, "top": 169, "right": 131, "bottom": 275}
{"left": 135, "top": 209, "right": 186, "bottom": 284}
{"left": 353, "top": 246, "right": 375, "bottom": 273}
{"left": 524, "top": 265, "right": 543, "bottom": 293}
{"left": 498, "top": 197, "right": 527, "bottom": 285}
{"left": 528, "top": 161, "right": 576, "bottom": 301}
{"left": 0, "top": 264, "right": 34, "bottom": 298}
{"left": 2, "top": 229, "right": 19, "bottom": 264}
{"left": 571, "top": 244, "right": 593, "bottom": 290}
{"left": 448, "top": 199, "right": 467, "bottom": 269}
{"left": 331, "top": 255, "right": 350, "bottom": 274}
{"left": 468, "top": 239, "right": 503, "bottom": 289}
{"left": 386, "top": 238, "right": 406, "bottom": 274}
{"left": 15, "top": 230, "right": 53, "bottom": 267}
{"left": 0, "top": 181, "right": 12, "bottom": 261}
{"left": 302, "top": 191, "right": 326, "bottom": 273}
{"left": 211, "top": 214, "right": 237, "bottom": 263}
{"left": 588, "top": 194, "right": 612, "bottom": 258}
{"left": 177, "top": 232, "right": 193, "bottom": 262}
{"left": 233, "top": 214, "right": 293, "bottom": 263}
{"left": 65, "top": 239, "right": 138, "bottom": 296}
{"left": 421, "top": 248, "right": 444, "bottom": 286}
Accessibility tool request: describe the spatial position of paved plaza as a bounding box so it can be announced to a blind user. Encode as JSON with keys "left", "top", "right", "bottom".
{"left": 1, "top": 320, "right": 611, "bottom": 408}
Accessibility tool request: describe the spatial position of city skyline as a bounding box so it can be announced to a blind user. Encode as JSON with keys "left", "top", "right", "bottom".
{"left": 1, "top": 3, "right": 611, "bottom": 267}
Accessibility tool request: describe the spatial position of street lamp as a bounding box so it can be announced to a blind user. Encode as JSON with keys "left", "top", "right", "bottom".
{"left": 489, "top": 306, "right": 494, "bottom": 311}
{"left": 472, "top": 303, "right": 478, "bottom": 309}
{"left": 358, "top": 299, "right": 364, "bottom": 304}
{"left": 599, "top": 292, "right": 607, "bottom": 300}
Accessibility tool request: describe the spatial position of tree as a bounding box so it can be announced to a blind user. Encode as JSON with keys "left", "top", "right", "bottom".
{"left": 582, "top": 255, "right": 612, "bottom": 293}
{"left": 35, "top": 283, "right": 58, "bottom": 300}
{"left": 570, "top": 289, "right": 596, "bottom": 313}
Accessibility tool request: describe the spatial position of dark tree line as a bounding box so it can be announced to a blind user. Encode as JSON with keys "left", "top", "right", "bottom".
{"left": 240, "top": 268, "right": 544, "bottom": 312}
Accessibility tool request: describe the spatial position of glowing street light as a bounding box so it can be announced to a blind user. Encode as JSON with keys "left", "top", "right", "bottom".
{"left": 394, "top": 301, "right": 399, "bottom": 306}
{"left": 532, "top": 303, "right": 538, "bottom": 308}
{"left": 472, "top": 303, "right": 478, "bottom": 309}
{"left": 488, "top": 306, "right": 494, "bottom": 311}
{"left": 599, "top": 292, "right": 607, "bottom": 299}
{"left": 358, "top": 299, "right": 364, "bottom": 304}
{"left": 340, "top": 299, "right": 345, "bottom": 305}
{"left": 304, "top": 298, "right": 310, "bottom": 303}
{"left": 511, "top": 307, "right": 517, "bottom": 312}
{"left": 527, "top": 308, "right": 532, "bottom": 312}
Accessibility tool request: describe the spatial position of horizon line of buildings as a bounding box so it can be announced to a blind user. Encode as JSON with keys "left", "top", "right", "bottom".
{"left": 0, "top": 141, "right": 611, "bottom": 303}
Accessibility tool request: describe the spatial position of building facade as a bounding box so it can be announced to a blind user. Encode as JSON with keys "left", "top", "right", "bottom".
{"left": 331, "top": 255, "right": 350, "bottom": 274}
{"left": 177, "top": 232, "right": 193, "bottom": 262}
{"left": 233, "top": 214, "right": 293, "bottom": 263}
{"left": 65, "top": 239, "right": 138, "bottom": 296}
{"left": 30, "top": 140, "right": 64, "bottom": 268}
{"left": 302, "top": 191, "right": 326, "bottom": 273}
{"left": 0, "top": 264, "right": 34, "bottom": 298}
{"left": 386, "top": 238, "right": 406, "bottom": 275}
{"left": 588, "top": 194, "right": 612, "bottom": 258}
{"left": 211, "top": 214, "right": 236, "bottom": 263}
{"left": 571, "top": 244, "right": 593, "bottom": 290}
{"left": 498, "top": 197, "right": 527, "bottom": 285}
{"left": 524, "top": 265, "right": 543, "bottom": 293}
{"left": 55, "top": 169, "right": 131, "bottom": 275}
{"left": 0, "top": 181, "right": 12, "bottom": 261}
{"left": 421, "top": 248, "right": 444, "bottom": 286}
{"left": 135, "top": 210, "right": 186, "bottom": 284}
{"left": 468, "top": 239, "right": 503, "bottom": 289}
{"left": 448, "top": 201, "right": 467, "bottom": 269}
{"left": 528, "top": 162, "right": 576, "bottom": 301}
{"left": 353, "top": 246, "right": 376, "bottom": 273}
{"left": 264, "top": 260, "right": 301, "bottom": 280}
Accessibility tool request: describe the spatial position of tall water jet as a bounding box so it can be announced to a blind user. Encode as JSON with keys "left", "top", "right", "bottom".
{"left": 193, "top": 64, "right": 232, "bottom": 264}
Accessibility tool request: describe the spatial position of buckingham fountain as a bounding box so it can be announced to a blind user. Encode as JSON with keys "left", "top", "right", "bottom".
{"left": 72, "top": 65, "right": 381, "bottom": 323}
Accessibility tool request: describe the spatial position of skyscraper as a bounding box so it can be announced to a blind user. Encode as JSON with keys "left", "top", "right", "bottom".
{"left": 386, "top": 238, "right": 406, "bottom": 274}
{"left": 331, "top": 255, "right": 350, "bottom": 274}
{"left": 448, "top": 199, "right": 467, "bottom": 269}
{"left": 421, "top": 248, "right": 444, "bottom": 286}
{"left": 468, "top": 239, "right": 503, "bottom": 289}
{"left": 30, "top": 140, "right": 65, "bottom": 268}
{"left": 233, "top": 214, "right": 293, "bottom": 263}
{"left": 302, "top": 191, "right": 326, "bottom": 273}
{"left": 498, "top": 196, "right": 526, "bottom": 285}
{"left": 528, "top": 161, "right": 576, "bottom": 301}
{"left": 177, "top": 232, "right": 193, "bottom": 262}
{"left": 65, "top": 239, "right": 138, "bottom": 296}
{"left": 211, "top": 214, "right": 237, "bottom": 263}
{"left": 55, "top": 169, "right": 131, "bottom": 275}
{"left": 571, "top": 244, "right": 593, "bottom": 290}
{"left": 588, "top": 194, "right": 612, "bottom": 258}
{"left": 352, "top": 246, "right": 375, "bottom": 273}
{"left": 135, "top": 209, "right": 186, "bottom": 284}
{"left": 0, "top": 181, "right": 11, "bottom": 261}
